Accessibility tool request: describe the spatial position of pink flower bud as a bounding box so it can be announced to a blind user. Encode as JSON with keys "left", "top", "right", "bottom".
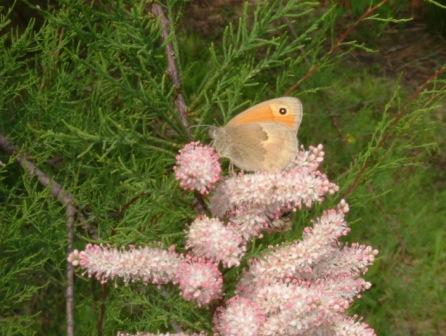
{"left": 176, "top": 257, "right": 223, "bottom": 306}
{"left": 214, "top": 297, "right": 266, "bottom": 336}
{"left": 117, "top": 332, "right": 206, "bottom": 336}
{"left": 186, "top": 216, "right": 245, "bottom": 267}
{"left": 292, "top": 144, "right": 325, "bottom": 171}
{"left": 174, "top": 142, "right": 221, "bottom": 194}
{"left": 334, "top": 317, "right": 377, "bottom": 336}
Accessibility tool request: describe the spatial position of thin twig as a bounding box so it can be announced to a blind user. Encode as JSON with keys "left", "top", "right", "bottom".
{"left": 112, "top": 191, "right": 150, "bottom": 220}
{"left": 329, "top": 0, "right": 388, "bottom": 54}
{"left": 66, "top": 205, "right": 76, "bottom": 336}
{"left": 341, "top": 64, "right": 446, "bottom": 198}
{"left": 151, "top": 3, "right": 190, "bottom": 136}
{"left": 151, "top": 2, "right": 210, "bottom": 214}
{"left": 0, "top": 136, "right": 74, "bottom": 208}
{"left": 329, "top": 114, "right": 348, "bottom": 145}
{"left": 194, "top": 190, "right": 211, "bottom": 215}
{"left": 285, "top": 0, "right": 388, "bottom": 95}
{"left": 97, "top": 284, "right": 109, "bottom": 336}
{"left": 285, "top": 64, "right": 319, "bottom": 96}
{"left": 409, "top": 65, "right": 446, "bottom": 101}
{"left": 0, "top": 134, "right": 78, "bottom": 336}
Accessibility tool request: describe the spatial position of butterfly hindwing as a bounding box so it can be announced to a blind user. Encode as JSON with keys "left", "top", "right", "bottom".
{"left": 259, "top": 122, "right": 298, "bottom": 171}
{"left": 224, "top": 124, "right": 268, "bottom": 171}
{"left": 223, "top": 123, "right": 297, "bottom": 171}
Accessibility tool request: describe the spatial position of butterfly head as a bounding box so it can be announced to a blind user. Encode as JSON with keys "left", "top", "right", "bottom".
{"left": 208, "top": 126, "right": 228, "bottom": 156}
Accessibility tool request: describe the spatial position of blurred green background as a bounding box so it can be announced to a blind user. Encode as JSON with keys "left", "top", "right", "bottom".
{"left": 1, "top": 1, "right": 445, "bottom": 335}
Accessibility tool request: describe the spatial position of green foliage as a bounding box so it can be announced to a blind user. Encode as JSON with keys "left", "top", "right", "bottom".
{"left": 1, "top": 1, "right": 445, "bottom": 335}
{"left": 336, "top": 0, "right": 446, "bottom": 35}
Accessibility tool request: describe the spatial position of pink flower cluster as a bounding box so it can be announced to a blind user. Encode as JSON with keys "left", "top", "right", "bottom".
{"left": 68, "top": 244, "right": 182, "bottom": 285}
{"left": 186, "top": 216, "right": 245, "bottom": 267}
{"left": 213, "top": 201, "right": 378, "bottom": 336}
{"left": 184, "top": 144, "right": 339, "bottom": 267}
{"left": 117, "top": 333, "right": 206, "bottom": 336}
{"left": 209, "top": 144, "right": 338, "bottom": 241}
{"left": 175, "top": 256, "right": 223, "bottom": 307}
{"left": 68, "top": 245, "right": 222, "bottom": 306}
{"left": 174, "top": 142, "right": 221, "bottom": 194}
{"left": 293, "top": 143, "right": 325, "bottom": 171}
{"left": 236, "top": 201, "right": 352, "bottom": 291}
{"left": 213, "top": 297, "right": 266, "bottom": 336}
{"left": 69, "top": 143, "right": 379, "bottom": 336}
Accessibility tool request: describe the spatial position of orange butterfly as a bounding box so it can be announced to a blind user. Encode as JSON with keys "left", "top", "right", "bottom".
{"left": 210, "top": 97, "right": 303, "bottom": 172}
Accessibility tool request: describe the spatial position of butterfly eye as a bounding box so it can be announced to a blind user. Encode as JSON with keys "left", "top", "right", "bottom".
{"left": 279, "top": 107, "right": 287, "bottom": 115}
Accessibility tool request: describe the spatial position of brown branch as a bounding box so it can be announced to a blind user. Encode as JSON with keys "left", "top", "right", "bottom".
{"left": 409, "top": 65, "right": 446, "bottom": 102}
{"left": 151, "top": 2, "right": 210, "bottom": 214}
{"left": 194, "top": 190, "right": 211, "bottom": 215}
{"left": 151, "top": 3, "right": 190, "bottom": 136}
{"left": 329, "top": 0, "right": 388, "bottom": 54}
{"left": 285, "top": 0, "right": 388, "bottom": 95}
{"left": 0, "top": 134, "right": 80, "bottom": 336}
{"left": 111, "top": 191, "right": 150, "bottom": 221}
{"left": 329, "top": 114, "right": 348, "bottom": 145}
{"left": 0, "top": 137, "right": 75, "bottom": 208}
{"left": 285, "top": 64, "right": 319, "bottom": 96}
{"left": 341, "top": 64, "right": 446, "bottom": 198}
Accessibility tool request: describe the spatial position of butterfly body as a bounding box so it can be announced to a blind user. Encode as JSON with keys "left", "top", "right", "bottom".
{"left": 210, "top": 97, "right": 303, "bottom": 172}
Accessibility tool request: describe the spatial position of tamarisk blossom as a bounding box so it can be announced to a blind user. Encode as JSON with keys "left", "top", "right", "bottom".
{"left": 175, "top": 256, "right": 223, "bottom": 306}
{"left": 184, "top": 145, "right": 334, "bottom": 267}
{"left": 117, "top": 333, "right": 206, "bottom": 336}
{"left": 293, "top": 144, "right": 325, "bottom": 171}
{"left": 236, "top": 201, "right": 354, "bottom": 294}
{"left": 213, "top": 296, "right": 266, "bottom": 336}
{"left": 186, "top": 216, "right": 245, "bottom": 267}
{"left": 313, "top": 243, "right": 379, "bottom": 278}
{"left": 210, "top": 144, "right": 338, "bottom": 241}
{"left": 249, "top": 277, "right": 372, "bottom": 335}
{"left": 214, "top": 279, "right": 377, "bottom": 336}
{"left": 210, "top": 148, "right": 336, "bottom": 218}
{"left": 68, "top": 244, "right": 183, "bottom": 285}
{"left": 68, "top": 245, "right": 223, "bottom": 306}
{"left": 333, "top": 317, "right": 377, "bottom": 336}
{"left": 70, "top": 143, "right": 378, "bottom": 336}
{"left": 212, "top": 201, "right": 378, "bottom": 336}
{"left": 174, "top": 141, "right": 221, "bottom": 194}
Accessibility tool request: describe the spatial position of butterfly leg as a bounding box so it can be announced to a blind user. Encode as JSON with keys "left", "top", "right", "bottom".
{"left": 229, "top": 162, "right": 236, "bottom": 176}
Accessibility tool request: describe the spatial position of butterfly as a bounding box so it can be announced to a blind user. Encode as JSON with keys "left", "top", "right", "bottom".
{"left": 209, "top": 97, "right": 303, "bottom": 172}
